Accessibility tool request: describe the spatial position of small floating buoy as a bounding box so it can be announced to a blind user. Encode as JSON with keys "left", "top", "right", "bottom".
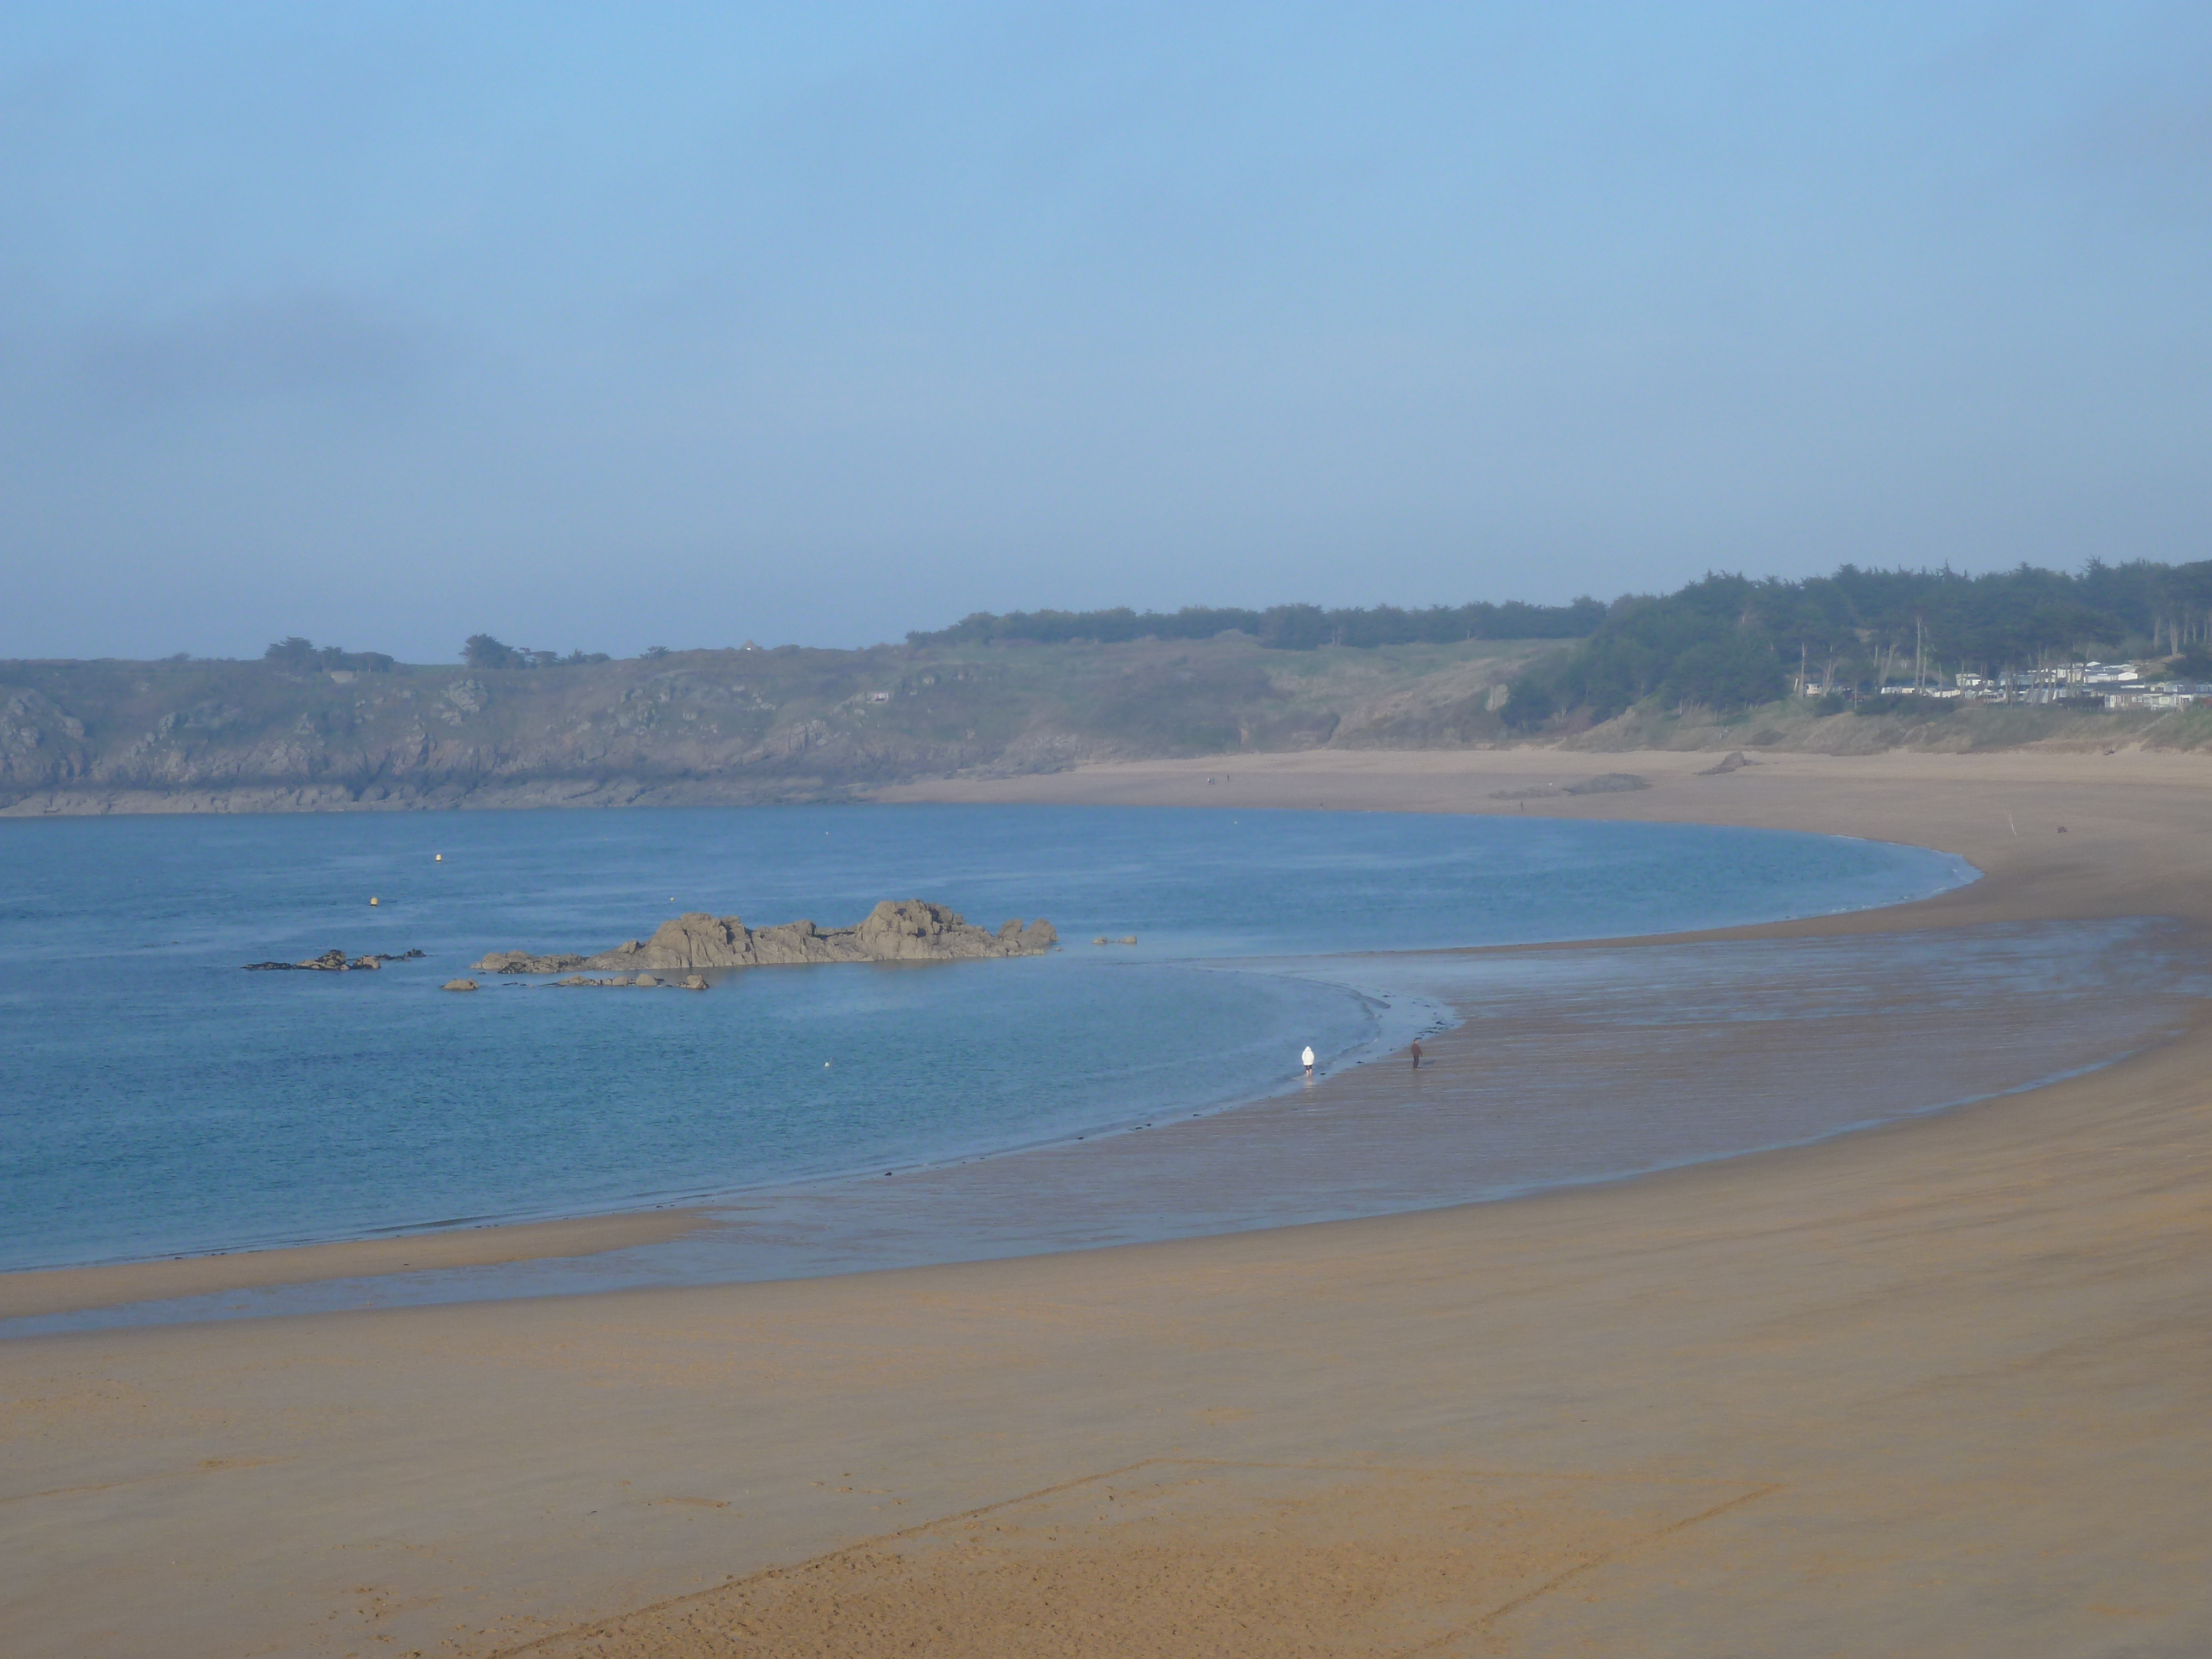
{"left": 824, "top": 1060, "right": 832, "bottom": 1067}
{"left": 369, "top": 896, "right": 379, "bottom": 906}
{"left": 434, "top": 853, "right": 442, "bottom": 862}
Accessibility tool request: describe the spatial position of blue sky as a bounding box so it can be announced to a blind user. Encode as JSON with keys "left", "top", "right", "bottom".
{"left": 4, "top": 3, "right": 2208, "bottom": 660}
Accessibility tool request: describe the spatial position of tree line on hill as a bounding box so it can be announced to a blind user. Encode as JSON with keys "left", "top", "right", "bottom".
{"left": 263, "top": 634, "right": 614, "bottom": 672}
{"left": 461, "top": 634, "right": 611, "bottom": 670}
{"left": 1501, "top": 560, "right": 2212, "bottom": 729}
{"left": 262, "top": 637, "right": 395, "bottom": 673}
{"left": 909, "top": 598, "right": 1609, "bottom": 650}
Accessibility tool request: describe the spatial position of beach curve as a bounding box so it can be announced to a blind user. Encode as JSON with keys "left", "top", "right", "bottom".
{"left": 7, "top": 745, "right": 2212, "bottom": 1657}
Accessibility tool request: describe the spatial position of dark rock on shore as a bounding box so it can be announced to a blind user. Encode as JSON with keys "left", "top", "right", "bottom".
{"left": 478, "top": 900, "right": 1057, "bottom": 974}
{"left": 1489, "top": 772, "right": 1650, "bottom": 801}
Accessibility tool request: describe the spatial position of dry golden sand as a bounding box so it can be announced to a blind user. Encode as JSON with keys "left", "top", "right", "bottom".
{"left": 7, "top": 747, "right": 2212, "bottom": 1657}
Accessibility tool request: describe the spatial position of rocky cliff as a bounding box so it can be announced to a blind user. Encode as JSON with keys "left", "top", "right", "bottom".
{"left": 476, "top": 901, "right": 1057, "bottom": 974}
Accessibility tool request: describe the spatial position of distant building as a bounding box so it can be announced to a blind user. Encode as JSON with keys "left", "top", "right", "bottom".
{"left": 1953, "top": 662, "right": 2147, "bottom": 705}
{"left": 2105, "top": 682, "right": 2212, "bottom": 711}
{"left": 2074, "top": 661, "right": 2142, "bottom": 687}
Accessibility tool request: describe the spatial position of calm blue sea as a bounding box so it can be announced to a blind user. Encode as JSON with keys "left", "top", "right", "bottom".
{"left": 0, "top": 805, "right": 1971, "bottom": 1273}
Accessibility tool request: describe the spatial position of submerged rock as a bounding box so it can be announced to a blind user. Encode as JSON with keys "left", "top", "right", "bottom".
{"left": 543, "top": 971, "right": 713, "bottom": 989}
{"left": 244, "top": 947, "right": 426, "bottom": 971}
{"left": 442, "top": 979, "right": 478, "bottom": 992}
{"left": 479, "top": 900, "right": 1057, "bottom": 975}
{"left": 474, "top": 951, "right": 586, "bottom": 974}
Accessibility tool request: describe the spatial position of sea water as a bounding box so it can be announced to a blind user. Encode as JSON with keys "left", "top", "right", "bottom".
{"left": 0, "top": 804, "right": 1969, "bottom": 1274}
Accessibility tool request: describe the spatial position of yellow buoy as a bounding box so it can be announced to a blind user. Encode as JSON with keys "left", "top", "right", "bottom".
{"left": 369, "top": 896, "right": 379, "bottom": 906}
{"left": 434, "top": 853, "right": 442, "bottom": 862}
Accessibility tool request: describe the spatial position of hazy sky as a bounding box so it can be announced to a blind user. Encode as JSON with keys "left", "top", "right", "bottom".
{"left": 4, "top": 3, "right": 2208, "bottom": 661}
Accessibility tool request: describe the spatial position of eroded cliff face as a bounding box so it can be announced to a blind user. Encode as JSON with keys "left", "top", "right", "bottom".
{"left": 0, "top": 688, "right": 93, "bottom": 792}
{"left": 475, "top": 902, "right": 1056, "bottom": 974}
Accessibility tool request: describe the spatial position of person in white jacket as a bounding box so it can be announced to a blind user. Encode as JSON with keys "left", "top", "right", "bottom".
{"left": 1301, "top": 1045, "right": 1316, "bottom": 1079}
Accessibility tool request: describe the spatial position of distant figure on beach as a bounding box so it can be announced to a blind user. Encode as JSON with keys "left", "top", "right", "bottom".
{"left": 1411, "top": 1039, "right": 1422, "bottom": 1070}
{"left": 1302, "top": 1045, "right": 1316, "bottom": 1079}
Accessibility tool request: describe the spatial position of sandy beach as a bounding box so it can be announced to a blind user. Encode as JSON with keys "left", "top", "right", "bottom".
{"left": 8, "top": 746, "right": 2212, "bottom": 1657}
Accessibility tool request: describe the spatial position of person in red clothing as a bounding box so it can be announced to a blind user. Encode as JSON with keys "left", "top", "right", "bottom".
{"left": 1411, "top": 1038, "right": 1423, "bottom": 1070}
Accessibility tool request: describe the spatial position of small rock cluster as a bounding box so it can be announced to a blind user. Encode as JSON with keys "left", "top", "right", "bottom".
{"left": 244, "top": 948, "right": 427, "bottom": 972}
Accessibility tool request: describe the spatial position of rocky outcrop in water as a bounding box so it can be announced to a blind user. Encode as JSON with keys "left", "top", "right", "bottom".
{"left": 477, "top": 900, "right": 1056, "bottom": 974}
{"left": 245, "top": 948, "right": 427, "bottom": 971}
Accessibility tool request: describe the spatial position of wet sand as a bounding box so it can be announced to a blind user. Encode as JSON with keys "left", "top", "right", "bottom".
{"left": 8, "top": 747, "right": 2212, "bottom": 1656}
{"left": 0, "top": 1208, "right": 716, "bottom": 1323}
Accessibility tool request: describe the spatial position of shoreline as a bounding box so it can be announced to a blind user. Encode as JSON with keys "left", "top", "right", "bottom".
{"left": 0, "top": 750, "right": 2154, "bottom": 1320}
{"left": 0, "top": 811, "right": 1978, "bottom": 1323}
{"left": 14, "top": 745, "right": 2212, "bottom": 1657}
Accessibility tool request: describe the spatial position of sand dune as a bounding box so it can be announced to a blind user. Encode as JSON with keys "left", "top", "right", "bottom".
{"left": 6, "top": 747, "right": 2212, "bottom": 1657}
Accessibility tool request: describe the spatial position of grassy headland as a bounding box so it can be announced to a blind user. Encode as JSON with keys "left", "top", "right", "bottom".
{"left": 12, "top": 559, "right": 2212, "bottom": 813}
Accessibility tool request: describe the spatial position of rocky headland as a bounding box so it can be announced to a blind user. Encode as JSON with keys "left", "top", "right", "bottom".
{"left": 474, "top": 900, "right": 1057, "bottom": 976}
{"left": 0, "top": 636, "right": 1537, "bottom": 816}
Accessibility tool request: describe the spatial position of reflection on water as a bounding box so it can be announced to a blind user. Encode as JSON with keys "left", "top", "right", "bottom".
{"left": 13, "top": 917, "right": 2203, "bottom": 1337}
